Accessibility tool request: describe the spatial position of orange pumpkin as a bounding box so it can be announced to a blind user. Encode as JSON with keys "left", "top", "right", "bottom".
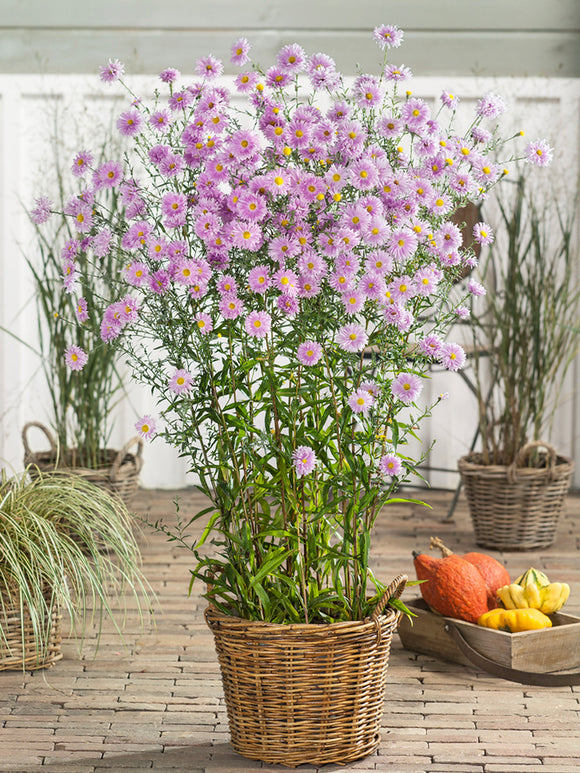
{"left": 430, "top": 537, "right": 510, "bottom": 609}
{"left": 413, "top": 549, "right": 489, "bottom": 623}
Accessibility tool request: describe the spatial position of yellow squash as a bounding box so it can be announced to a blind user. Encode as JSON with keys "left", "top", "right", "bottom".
{"left": 477, "top": 607, "right": 552, "bottom": 633}
{"left": 497, "top": 566, "right": 570, "bottom": 614}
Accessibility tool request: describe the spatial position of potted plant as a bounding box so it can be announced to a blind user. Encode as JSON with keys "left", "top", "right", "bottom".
{"left": 0, "top": 467, "right": 153, "bottom": 672}
{"left": 22, "top": 111, "right": 143, "bottom": 502}
{"left": 459, "top": 170, "right": 579, "bottom": 550}
{"left": 31, "top": 23, "right": 551, "bottom": 764}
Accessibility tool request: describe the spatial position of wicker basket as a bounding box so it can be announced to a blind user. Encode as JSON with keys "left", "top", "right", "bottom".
{"left": 458, "top": 441, "right": 574, "bottom": 551}
{"left": 205, "top": 574, "right": 407, "bottom": 767}
{"left": 0, "top": 587, "right": 62, "bottom": 671}
{"left": 23, "top": 422, "right": 143, "bottom": 503}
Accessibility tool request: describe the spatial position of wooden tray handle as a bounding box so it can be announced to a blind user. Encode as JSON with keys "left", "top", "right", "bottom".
{"left": 22, "top": 421, "right": 58, "bottom": 457}
{"left": 110, "top": 436, "right": 144, "bottom": 480}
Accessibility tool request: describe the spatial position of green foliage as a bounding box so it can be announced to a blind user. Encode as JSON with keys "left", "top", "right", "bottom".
{"left": 471, "top": 171, "right": 580, "bottom": 465}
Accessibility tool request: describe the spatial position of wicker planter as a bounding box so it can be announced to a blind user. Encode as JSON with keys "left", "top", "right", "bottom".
{"left": 22, "top": 422, "right": 143, "bottom": 503}
{"left": 205, "top": 574, "right": 406, "bottom": 767}
{"left": 458, "top": 441, "right": 574, "bottom": 551}
{"left": 0, "top": 587, "right": 62, "bottom": 671}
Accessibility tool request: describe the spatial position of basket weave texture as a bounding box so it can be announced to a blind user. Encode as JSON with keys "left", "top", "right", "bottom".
{"left": 458, "top": 441, "right": 574, "bottom": 551}
{"left": 205, "top": 574, "right": 406, "bottom": 767}
{"left": 22, "top": 422, "right": 143, "bottom": 503}
{"left": 0, "top": 588, "right": 62, "bottom": 671}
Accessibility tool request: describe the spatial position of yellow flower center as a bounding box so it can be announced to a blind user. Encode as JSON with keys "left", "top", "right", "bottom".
{"left": 177, "top": 377, "right": 185, "bottom": 385}
{"left": 253, "top": 320, "right": 262, "bottom": 328}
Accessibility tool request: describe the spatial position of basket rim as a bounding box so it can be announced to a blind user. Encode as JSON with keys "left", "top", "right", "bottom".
{"left": 458, "top": 451, "right": 574, "bottom": 477}
{"left": 204, "top": 604, "right": 397, "bottom": 635}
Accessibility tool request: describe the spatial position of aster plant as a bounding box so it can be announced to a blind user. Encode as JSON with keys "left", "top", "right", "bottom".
{"left": 33, "top": 25, "right": 551, "bottom": 623}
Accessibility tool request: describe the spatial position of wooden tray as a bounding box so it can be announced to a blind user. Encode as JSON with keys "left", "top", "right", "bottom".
{"left": 398, "top": 598, "right": 580, "bottom": 674}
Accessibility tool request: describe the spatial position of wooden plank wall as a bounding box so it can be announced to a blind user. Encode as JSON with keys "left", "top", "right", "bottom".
{"left": 0, "top": 0, "right": 579, "bottom": 77}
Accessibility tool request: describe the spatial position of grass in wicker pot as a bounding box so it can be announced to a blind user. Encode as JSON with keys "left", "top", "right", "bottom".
{"left": 470, "top": 169, "right": 580, "bottom": 467}
{"left": 0, "top": 467, "right": 154, "bottom": 671}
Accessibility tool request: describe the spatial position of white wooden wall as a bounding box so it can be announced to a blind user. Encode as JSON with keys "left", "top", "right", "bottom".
{"left": 1, "top": 69, "right": 578, "bottom": 489}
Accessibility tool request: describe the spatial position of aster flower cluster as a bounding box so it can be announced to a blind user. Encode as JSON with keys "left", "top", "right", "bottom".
{"left": 36, "top": 26, "right": 552, "bottom": 623}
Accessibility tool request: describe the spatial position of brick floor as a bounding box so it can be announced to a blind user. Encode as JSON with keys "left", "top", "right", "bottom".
{"left": 1, "top": 486, "right": 579, "bottom": 773}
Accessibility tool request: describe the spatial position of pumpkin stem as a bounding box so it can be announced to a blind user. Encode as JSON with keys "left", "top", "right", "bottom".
{"left": 430, "top": 536, "right": 453, "bottom": 557}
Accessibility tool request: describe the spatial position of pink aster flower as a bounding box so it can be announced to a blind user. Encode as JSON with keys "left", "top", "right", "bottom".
{"left": 384, "top": 64, "right": 412, "bottom": 82}
{"left": 439, "top": 342, "right": 466, "bottom": 371}
{"left": 99, "top": 58, "right": 125, "bottom": 83}
{"left": 277, "top": 43, "right": 307, "bottom": 72}
{"left": 161, "top": 192, "right": 188, "bottom": 227}
{"left": 336, "top": 323, "right": 368, "bottom": 353}
{"left": 125, "top": 262, "right": 149, "bottom": 286}
{"left": 348, "top": 388, "right": 375, "bottom": 415}
{"left": 277, "top": 295, "right": 299, "bottom": 316}
{"left": 525, "top": 138, "right": 553, "bottom": 167}
{"left": 159, "top": 67, "right": 180, "bottom": 83}
{"left": 292, "top": 445, "right": 317, "bottom": 478}
{"left": 65, "top": 345, "right": 88, "bottom": 371}
{"left": 391, "top": 372, "right": 423, "bottom": 404}
{"left": 389, "top": 228, "right": 418, "bottom": 263}
{"left": 30, "top": 196, "right": 53, "bottom": 225}
{"left": 373, "top": 24, "right": 404, "bottom": 49}
{"left": 273, "top": 267, "right": 299, "bottom": 297}
{"left": 195, "top": 55, "right": 224, "bottom": 79}
{"left": 467, "top": 278, "right": 486, "bottom": 297}
{"left": 117, "top": 108, "right": 143, "bottom": 136}
{"left": 149, "top": 109, "right": 172, "bottom": 134}
{"left": 75, "top": 297, "right": 89, "bottom": 323}
{"left": 401, "top": 98, "right": 430, "bottom": 131}
{"left": 219, "top": 294, "right": 244, "bottom": 319}
{"left": 169, "top": 368, "right": 193, "bottom": 395}
{"left": 135, "top": 415, "right": 157, "bottom": 441}
{"left": 341, "top": 289, "right": 365, "bottom": 315}
{"left": 93, "top": 227, "right": 112, "bottom": 257}
{"left": 248, "top": 265, "right": 270, "bottom": 294}
{"left": 230, "top": 220, "right": 263, "bottom": 251}
{"left": 440, "top": 90, "right": 460, "bottom": 109}
{"left": 379, "top": 453, "right": 403, "bottom": 478}
{"left": 231, "top": 37, "right": 251, "bottom": 66}
{"left": 149, "top": 269, "right": 170, "bottom": 295}
{"left": 71, "top": 149, "right": 93, "bottom": 178}
{"left": 476, "top": 92, "right": 507, "bottom": 119}
{"left": 245, "top": 310, "right": 271, "bottom": 338}
{"left": 419, "top": 333, "right": 444, "bottom": 358}
{"left": 473, "top": 222, "right": 494, "bottom": 246}
{"left": 297, "top": 340, "right": 323, "bottom": 367}
{"left": 93, "top": 160, "right": 123, "bottom": 190}
{"left": 194, "top": 313, "right": 213, "bottom": 335}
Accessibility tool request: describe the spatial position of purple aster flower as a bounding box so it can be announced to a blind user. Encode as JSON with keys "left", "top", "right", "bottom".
{"left": 219, "top": 294, "right": 244, "bottom": 320}
{"left": 266, "top": 65, "right": 292, "bottom": 89}
{"left": 292, "top": 446, "right": 317, "bottom": 478}
{"left": 373, "top": 24, "right": 404, "bottom": 49}
{"left": 161, "top": 192, "right": 188, "bottom": 227}
{"left": 471, "top": 126, "right": 492, "bottom": 144}
{"left": 391, "top": 372, "right": 423, "bottom": 404}
{"left": 439, "top": 342, "right": 466, "bottom": 371}
{"left": 348, "top": 388, "right": 375, "bottom": 415}
{"left": 455, "top": 305, "right": 470, "bottom": 319}
{"left": 149, "top": 269, "right": 170, "bottom": 295}
{"left": 30, "top": 196, "right": 53, "bottom": 225}
{"left": 235, "top": 71, "right": 259, "bottom": 94}
{"left": 169, "top": 368, "right": 193, "bottom": 395}
{"left": 365, "top": 250, "right": 392, "bottom": 275}
{"left": 93, "top": 160, "right": 123, "bottom": 190}
{"left": 168, "top": 90, "right": 193, "bottom": 111}
{"left": 149, "top": 109, "right": 173, "bottom": 134}
{"left": 100, "top": 317, "right": 122, "bottom": 342}
{"left": 384, "top": 64, "right": 412, "bottom": 82}
{"left": 336, "top": 323, "right": 368, "bottom": 353}
{"left": 277, "top": 294, "right": 299, "bottom": 316}
{"left": 245, "top": 310, "right": 271, "bottom": 338}
{"left": 92, "top": 227, "right": 112, "bottom": 258}
{"left": 65, "top": 345, "right": 88, "bottom": 371}
{"left": 195, "top": 54, "right": 224, "bottom": 79}
{"left": 273, "top": 267, "right": 299, "bottom": 297}
{"left": 117, "top": 108, "right": 143, "bottom": 136}
{"left": 473, "top": 222, "right": 494, "bottom": 246}
{"left": 341, "top": 289, "right": 365, "bottom": 315}
{"left": 440, "top": 90, "right": 460, "bottom": 109}
{"left": 297, "top": 340, "right": 323, "bottom": 367}
{"left": 401, "top": 98, "right": 430, "bottom": 130}
{"left": 389, "top": 228, "right": 418, "bottom": 262}
{"left": 231, "top": 37, "right": 251, "bottom": 66}
{"left": 230, "top": 220, "right": 263, "bottom": 251}
{"left": 159, "top": 67, "right": 180, "bottom": 83}
{"left": 378, "top": 114, "right": 403, "bottom": 139}
{"left": 419, "top": 334, "right": 444, "bottom": 358}
{"left": 65, "top": 198, "right": 92, "bottom": 233}
{"left": 75, "top": 297, "right": 89, "bottom": 323}
{"left": 360, "top": 380, "right": 380, "bottom": 398}
{"left": 195, "top": 313, "right": 213, "bottom": 335}
{"left": 379, "top": 453, "right": 403, "bottom": 478}
{"left": 71, "top": 149, "right": 93, "bottom": 178}
{"left": 125, "top": 262, "right": 149, "bottom": 286}
{"left": 248, "top": 265, "right": 270, "bottom": 294}
{"left": 277, "top": 43, "right": 307, "bottom": 72}
{"left": 476, "top": 92, "right": 507, "bottom": 119}
{"left": 525, "top": 138, "right": 553, "bottom": 167}
{"left": 99, "top": 58, "right": 125, "bottom": 84}
{"left": 467, "top": 278, "right": 486, "bottom": 297}
{"left": 135, "top": 415, "right": 157, "bottom": 441}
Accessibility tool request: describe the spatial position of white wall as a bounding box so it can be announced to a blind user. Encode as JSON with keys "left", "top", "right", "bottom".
{"left": 1, "top": 72, "right": 578, "bottom": 489}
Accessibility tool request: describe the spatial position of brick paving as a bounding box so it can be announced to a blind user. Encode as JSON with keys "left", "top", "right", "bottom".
{"left": 1, "top": 486, "right": 579, "bottom": 773}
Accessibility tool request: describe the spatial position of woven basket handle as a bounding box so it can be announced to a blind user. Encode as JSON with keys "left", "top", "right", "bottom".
{"left": 110, "top": 436, "right": 144, "bottom": 481}
{"left": 22, "top": 421, "right": 57, "bottom": 457}
{"left": 372, "top": 573, "right": 407, "bottom": 621}
{"left": 509, "top": 441, "right": 558, "bottom": 484}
